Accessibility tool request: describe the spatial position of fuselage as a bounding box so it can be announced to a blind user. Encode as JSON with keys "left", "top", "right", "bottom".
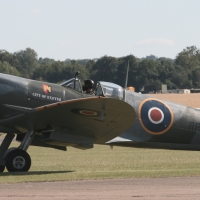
{"left": 108, "top": 90, "right": 200, "bottom": 150}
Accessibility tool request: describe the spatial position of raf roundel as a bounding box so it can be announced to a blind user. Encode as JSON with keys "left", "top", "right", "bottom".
{"left": 138, "top": 98, "right": 174, "bottom": 135}
{"left": 71, "top": 108, "right": 101, "bottom": 117}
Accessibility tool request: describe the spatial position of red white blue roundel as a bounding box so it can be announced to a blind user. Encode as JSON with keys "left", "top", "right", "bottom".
{"left": 138, "top": 98, "right": 174, "bottom": 135}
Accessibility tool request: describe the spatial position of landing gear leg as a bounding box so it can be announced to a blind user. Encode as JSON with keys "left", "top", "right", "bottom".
{"left": 5, "top": 131, "right": 35, "bottom": 172}
{"left": 0, "top": 133, "right": 15, "bottom": 172}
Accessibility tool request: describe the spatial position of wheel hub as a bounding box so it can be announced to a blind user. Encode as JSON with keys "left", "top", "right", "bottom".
{"left": 13, "top": 156, "right": 26, "bottom": 169}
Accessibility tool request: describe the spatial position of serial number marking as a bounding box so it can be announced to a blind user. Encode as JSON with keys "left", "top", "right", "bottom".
{"left": 189, "top": 122, "right": 200, "bottom": 132}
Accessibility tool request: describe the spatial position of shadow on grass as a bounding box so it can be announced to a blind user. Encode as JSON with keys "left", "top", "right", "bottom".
{"left": 1, "top": 170, "right": 74, "bottom": 176}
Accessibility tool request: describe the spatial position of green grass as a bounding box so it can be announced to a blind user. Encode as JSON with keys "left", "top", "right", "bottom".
{"left": 1, "top": 141, "right": 200, "bottom": 183}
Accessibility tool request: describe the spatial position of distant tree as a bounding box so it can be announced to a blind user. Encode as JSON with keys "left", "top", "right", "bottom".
{"left": 145, "top": 79, "right": 162, "bottom": 92}
{"left": 48, "top": 62, "right": 67, "bottom": 82}
{"left": 91, "top": 56, "right": 118, "bottom": 83}
{"left": 33, "top": 61, "right": 68, "bottom": 83}
{"left": 117, "top": 55, "right": 138, "bottom": 87}
{"left": 64, "top": 59, "right": 71, "bottom": 64}
{"left": 165, "top": 79, "right": 176, "bottom": 89}
{"left": 38, "top": 57, "right": 55, "bottom": 65}
{"left": 158, "top": 57, "right": 174, "bottom": 63}
{"left": 175, "top": 46, "right": 200, "bottom": 69}
{"left": 76, "top": 59, "right": 90, "bottom": 66}
{"left": 67, "top": 60, "right": 89, "bottom": 82}
{"left": 0, "top": 50, "right": 13, "bottom": 64}
{"left": 32, "top": 63, "right": 52, "bottom": 81}
{"left": 0, "top": 61, "right": 20, "bottom": 76}
{"left": 145, "top": 55, "right": 158, "bottom": 60}
{"left": 158, "top": 59, "right": 176, "bottom": 88}
{"left": 3, "top": 46, "right": 200, "bottom": 91}
{"left": 192, "top": 67, "right": 200, "bottom": 88}
{"left": 136, "top": 59, "right": 161, "bottom": 91}
{"left": 171, "top": 65, "right": 192, "bottom": 89}
{"left": 85, "top": 59, "right": 95, "bottom": 81}
{"left": 13, "top": 48, "right": 38, "bottom": 78}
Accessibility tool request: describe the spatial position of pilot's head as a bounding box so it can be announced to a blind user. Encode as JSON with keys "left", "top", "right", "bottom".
{"left": 82, "top": 79, "right": 94, "bottom": 92}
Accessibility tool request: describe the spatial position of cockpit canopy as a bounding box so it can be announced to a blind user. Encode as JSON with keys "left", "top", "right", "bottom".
{"left": 96, "top": 81, "right": 124, "bottom": 100}
{"left": 60, "top": 78, "right": 124, "bottom": 99}
{"left": 60, "top": 78, "right": 82, "bottom": 92}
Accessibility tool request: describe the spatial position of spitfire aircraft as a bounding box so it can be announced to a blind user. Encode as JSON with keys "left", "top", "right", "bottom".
{"left": 0, "top": 73, "right": 135, "bottom": 172}
{"left": 0, "top": 72, "right": 199, "bottom": 173}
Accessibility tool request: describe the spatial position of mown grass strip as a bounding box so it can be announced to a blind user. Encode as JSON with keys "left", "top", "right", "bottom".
{"left": 1, "top": 142, "right": 200, "bottom": 183}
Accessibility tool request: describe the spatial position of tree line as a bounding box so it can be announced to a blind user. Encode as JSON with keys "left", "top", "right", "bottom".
{"left": 0, "top": 46, "right": 200, "bottom": 92}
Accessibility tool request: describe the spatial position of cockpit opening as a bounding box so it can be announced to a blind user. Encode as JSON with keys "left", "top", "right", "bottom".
{"left": 60, "top": 78, "right": 82, "bottom": 92}
{"left": 60, "top": 77, "right": 124, "bottom": 99}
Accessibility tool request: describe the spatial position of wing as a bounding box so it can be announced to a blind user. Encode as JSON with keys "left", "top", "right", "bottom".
{"left": 4, "top": 97, "right": 136, "bottom": 144}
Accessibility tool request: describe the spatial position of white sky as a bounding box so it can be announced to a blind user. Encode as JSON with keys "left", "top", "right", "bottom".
{"left": 1, "top": 0, "right": 200, "bottom": 60}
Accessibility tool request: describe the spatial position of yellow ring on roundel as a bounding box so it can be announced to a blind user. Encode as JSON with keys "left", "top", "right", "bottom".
{"left": 138, "top": 98, "right": 174, "bottom": 135}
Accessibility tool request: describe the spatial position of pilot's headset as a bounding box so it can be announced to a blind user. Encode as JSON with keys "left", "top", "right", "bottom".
{"left": 82, "top": 79, "right": 94, "bottom": 91}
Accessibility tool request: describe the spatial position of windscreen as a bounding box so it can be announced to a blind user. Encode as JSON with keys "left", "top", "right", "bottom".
{"left": 98, "top": 81, "right": 124, "bottom": 100}
{"left": 60, "top": 78, "right": 82, "bottom": 92}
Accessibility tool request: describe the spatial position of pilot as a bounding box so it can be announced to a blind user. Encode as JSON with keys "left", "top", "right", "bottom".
{"left": 82, "top": 79, "right": 94, "bottom": 94}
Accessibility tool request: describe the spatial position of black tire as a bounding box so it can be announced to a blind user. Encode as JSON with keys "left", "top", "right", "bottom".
{"left": 5, "top": 149, "right": 31, "bottom": 172}
{"left": 3, "top": 147, "right": 17, "bottom": 159}
{"left": 0, "top": 165, "right": 5, "bottom": 172}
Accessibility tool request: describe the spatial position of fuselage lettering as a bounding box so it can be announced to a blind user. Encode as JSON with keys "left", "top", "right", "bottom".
{"left": 32, "top": 93, "right": 41, "bottom": 98}
{"left": 32, "top": 93, "right": 61, "bottom": 102}
{"left": 195, "top": 123, "right": 200, "bottom": 132}
{"left": 189, "top": 122, "right": 200, "bottom": 132}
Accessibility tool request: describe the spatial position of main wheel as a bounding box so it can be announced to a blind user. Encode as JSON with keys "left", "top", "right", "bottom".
{"left": 5, "top": 149, "right": 31, "bottom": 172}
{"left": 0, "top": 165, "right": 5, "bottom": 172}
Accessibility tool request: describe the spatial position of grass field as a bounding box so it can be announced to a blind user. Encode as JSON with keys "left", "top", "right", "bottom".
{"left": 1, "top": 93, "right": 200, "bottom": 183}
{"left": 1, "top": 142, "right": 200, "bottom": 183}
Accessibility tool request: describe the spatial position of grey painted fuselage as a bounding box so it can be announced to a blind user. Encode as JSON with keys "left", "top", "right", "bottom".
{"left": 108, "top": 90, "right": 200, "bottom": 150}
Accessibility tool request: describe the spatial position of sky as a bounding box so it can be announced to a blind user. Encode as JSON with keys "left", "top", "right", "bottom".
{"left": 0, "top": 0, "right": 200, "bottom": 60}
